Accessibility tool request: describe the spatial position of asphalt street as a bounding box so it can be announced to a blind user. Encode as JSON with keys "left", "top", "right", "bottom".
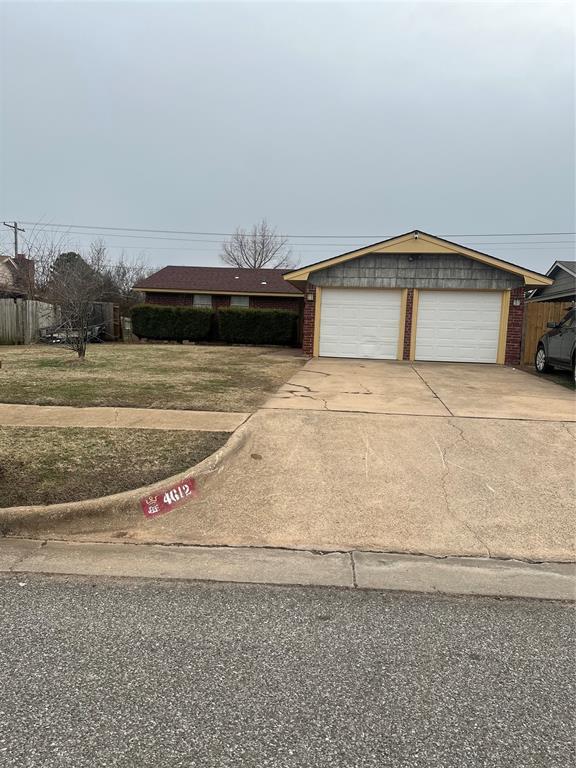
{"left": 0, "top": 574, "right": 573, "bottom": 768}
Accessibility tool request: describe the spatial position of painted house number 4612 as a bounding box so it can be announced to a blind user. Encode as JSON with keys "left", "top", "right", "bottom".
{"left": 163, "top": 483, "right": 193, "bottom": 504}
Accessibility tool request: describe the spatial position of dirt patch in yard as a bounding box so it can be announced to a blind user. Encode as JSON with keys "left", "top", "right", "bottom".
{"left": 0, "top": 427, "right": 228, "bottom": 507}
{"left": 0, "top": 344, "right": 305, "bottom": 411}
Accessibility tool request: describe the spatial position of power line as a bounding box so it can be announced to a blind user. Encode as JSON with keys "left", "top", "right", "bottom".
{"left": 18, "top": 227, "right": 576, "bottom": 249}
{"left": 95, "top": 243, "right": 576, "bottom": 252}
{"left": 17, "top": 220, "right": 576, "bottom": 239}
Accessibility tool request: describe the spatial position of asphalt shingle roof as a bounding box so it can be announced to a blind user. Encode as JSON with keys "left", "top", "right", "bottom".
{"left": 135, "top": 266, "right": 303, "bottom": 295}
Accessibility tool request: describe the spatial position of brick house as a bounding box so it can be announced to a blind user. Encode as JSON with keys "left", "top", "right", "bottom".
{"left": 283, "top": 230, "right": 553, "bottom": 365}
{"left": 135, "top": 265, "right": 304, "bottom": 315}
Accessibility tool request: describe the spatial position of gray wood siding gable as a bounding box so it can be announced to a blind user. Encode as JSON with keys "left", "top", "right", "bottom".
{"left": 309, "top": 252, "right": 523, "bottom": 290}
{"left": 530, "top": 265, "right": 576, "bottom": 301}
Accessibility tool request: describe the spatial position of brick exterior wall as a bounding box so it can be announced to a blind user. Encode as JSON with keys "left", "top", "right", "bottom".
{"left": 504, "top": 286, "right": 525, "bottom": 366}
{"left": 144, "top": 292, "right": 194, "bottom": 306}
{"left": 144, "top": 292, "right": 302, "bottom": 312}
{"left": 302, "top": 283, "right": 316, "bottom": 357}
{"left": 249, "top": 296, "right": 302, "bottom": 311}
{"left": 402, "top": 289, "right": 414, "bottom": 360}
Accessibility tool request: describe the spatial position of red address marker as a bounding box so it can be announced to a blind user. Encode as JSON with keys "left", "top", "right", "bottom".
{"left": 140, "top": 477, "right": 198, "bottom": 518}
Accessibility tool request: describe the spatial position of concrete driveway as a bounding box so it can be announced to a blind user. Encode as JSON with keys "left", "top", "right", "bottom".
{"left": 23, "top": 359, "right": 576, "bottom": 563}
{"left": 264, "top": 358, "right": 576, "bottom": 421}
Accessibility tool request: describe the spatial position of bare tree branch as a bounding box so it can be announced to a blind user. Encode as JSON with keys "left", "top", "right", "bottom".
{"left": 220, "top": 219, "right": 296, "bottom": 269}
{"left": 17, "top": 229, "right": 152, "bottom": 358}
{"left": 21, "top": 223, "right": 71, "bottom": 298}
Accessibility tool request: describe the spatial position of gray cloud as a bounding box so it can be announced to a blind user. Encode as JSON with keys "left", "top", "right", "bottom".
{"left": 1, "top": 1, "right": 574, "bottom": 271}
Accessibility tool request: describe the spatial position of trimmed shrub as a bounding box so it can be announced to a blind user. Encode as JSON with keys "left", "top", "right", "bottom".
{"left": 217, "top": 307, "right": 298, "bottom": 346}
{"left": 131, "top": 304, "right": 212, "bottom": 342}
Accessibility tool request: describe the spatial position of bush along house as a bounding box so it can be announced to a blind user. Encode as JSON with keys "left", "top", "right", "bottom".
{"left": 134, "top": 266, "right": 304, "bottom": 345}
{"left": 283, "top": 230, "right": 553, "bottom": 364}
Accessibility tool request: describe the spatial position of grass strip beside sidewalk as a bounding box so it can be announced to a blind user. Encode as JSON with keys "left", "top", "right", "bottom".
{"left": 0, "top": 426, "right": 228, "bottom": 507}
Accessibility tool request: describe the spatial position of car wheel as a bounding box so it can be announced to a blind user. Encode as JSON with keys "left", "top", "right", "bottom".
{"left": 535, "top": 346, "right": 552, "bottom": 373}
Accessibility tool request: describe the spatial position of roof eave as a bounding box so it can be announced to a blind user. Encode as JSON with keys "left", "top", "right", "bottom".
{"left": 283, "top": 230, "right": 553, "bottom": 287}
{"left": 546, "top": 261, "right": 576, "bottom": 279}
{"left": 135, "top": 287, "right": 303, "bottom": 298}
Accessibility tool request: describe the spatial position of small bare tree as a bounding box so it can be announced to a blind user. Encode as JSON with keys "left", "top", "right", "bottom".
{"left": 220, "top": 219, "right": 295, "bottom": 269}
{"left": 45, "top": 252, "right": 105, "bottom": 359}
{"left": 17, "top": 228, "right": 150, "bottom": 357}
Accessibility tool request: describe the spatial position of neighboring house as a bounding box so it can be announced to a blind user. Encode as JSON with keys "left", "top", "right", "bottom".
{"left": 0, "top": 255, "right": 34, "bottom": 299}
{"left": 528, "top": 261, "right": 576, "bottom": 304}
{"left": 134, "top": 266, "right": 304, "bottom": 312}
{"left": 283, "top": 229, "right": 552, "bottom": 365}
{"left": 521, "top": 261, "right": 575, "bottom": 367}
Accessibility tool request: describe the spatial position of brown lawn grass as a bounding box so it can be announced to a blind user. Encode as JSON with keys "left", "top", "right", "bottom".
{"left": 0, "top": 426, "right": 228, "bottom": 507}
{"left": 0, "top": 343, "right": 305, "bottom": 411}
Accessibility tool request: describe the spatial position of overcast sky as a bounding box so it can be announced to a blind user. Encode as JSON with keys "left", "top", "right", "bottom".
{"left": 0, "top": 0, "right": 574, "bottom": 272}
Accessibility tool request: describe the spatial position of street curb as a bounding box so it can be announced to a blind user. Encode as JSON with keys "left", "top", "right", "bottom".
{"left": 0, "top": 418, "right": 252, "bottom": 537}
{"left": 1, "top": 538, "right": 574, "bottom": 601}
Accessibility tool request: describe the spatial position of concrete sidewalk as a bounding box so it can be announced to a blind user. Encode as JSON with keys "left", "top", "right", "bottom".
{"left": 0, "top": 403, "right": 249, "bottom": 432}
{"left": 0, "top": 538, "right": 574, "bottom": 600}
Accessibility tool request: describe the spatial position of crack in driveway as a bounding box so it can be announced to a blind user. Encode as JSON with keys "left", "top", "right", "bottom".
{"left": 433, "top": 420, "right": 493, "bottom": 558}
{"left": 290, "top": 392, "right": 329, "bottom": 410}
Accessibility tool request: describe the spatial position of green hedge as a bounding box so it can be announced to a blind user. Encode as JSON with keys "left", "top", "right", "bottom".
{"left": 131, "top": 304, "right": 212, "bottom": 342}
{"left": 217, "top": 307, "right": 298, "bottom": 346}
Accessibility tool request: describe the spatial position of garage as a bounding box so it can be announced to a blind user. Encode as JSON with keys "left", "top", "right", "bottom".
{"left": 319, "top": 288, "right": 401, "bottom": 359}
{"left": 283, "top": 230, "right": 553, "bottom": 365}
{"left": 415, "top": 290, "right": 503, "bottom": 363}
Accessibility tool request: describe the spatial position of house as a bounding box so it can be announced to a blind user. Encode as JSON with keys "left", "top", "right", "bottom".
{"left": 135, "top": 266, "right": 304, "bottom": 313}
{"left": 528, "top": 261, "right": 576, "bottom": 304}
{"left": 521, "top": 260, "right": 575, "bottom": 366}
{"left": 0, "top": 255, "right": 34, "bottom": 299}
{"left": 283, "top": 229, "right": 552, "bottom": 365}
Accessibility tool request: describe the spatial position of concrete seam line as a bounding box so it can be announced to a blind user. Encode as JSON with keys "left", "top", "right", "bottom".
{"left": 260, "top": 406, "right": 576, "bottom": 424}
{"left": 410, "top": 364, "right": 455, "bottom": 416}
{"left": 3, "top": 564, "right": 574, "bottom": 603}
{"left": 349, "top": 552, "right": 358, "bottom": 588}
{"left": 0, "top": 414, "right": 256, "bottom": 531}
{"left": 5, "top": 542, "right": 45, "bottom": 573}
{"left": 3, "top": 538, "right": 575, "bottom": 572}
{"left": 2, "top": 536, "right": 575, "bottom": 566}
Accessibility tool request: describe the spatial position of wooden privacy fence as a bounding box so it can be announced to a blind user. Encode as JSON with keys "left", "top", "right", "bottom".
{"left": 0, "top": 299, "right": 59, "bottom": 344}
{"left": 0, "top": 299, "right": 121, "bottom": 344}
{"left": 522, "top": 301, "right": 573, "bottom": 365}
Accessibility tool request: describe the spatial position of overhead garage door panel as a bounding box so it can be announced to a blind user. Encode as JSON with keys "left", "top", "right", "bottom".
{"left": 320, "top": 288, "right": 401, "bottom": 359}
{"left": 415, "top": 290, "right": 502, "bottom": 363}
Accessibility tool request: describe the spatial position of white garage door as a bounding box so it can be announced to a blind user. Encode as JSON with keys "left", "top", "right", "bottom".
{"left": 415, "top": 290, "right": 503, "bottom": 363}
{"left": 319, "top": 288, "right": 402, "bottom": 359}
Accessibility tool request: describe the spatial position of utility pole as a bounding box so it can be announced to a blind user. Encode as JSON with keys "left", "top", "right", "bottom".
{"left": 2, "top": 221, "right": 25, "bottom": 258}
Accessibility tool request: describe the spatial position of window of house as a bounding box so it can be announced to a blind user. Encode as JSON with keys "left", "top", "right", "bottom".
{"left": 230, "top": 295, "right": 250, "bottom": 307}
{"left": 193, "top": 294, "right": 212, "bottom": 307}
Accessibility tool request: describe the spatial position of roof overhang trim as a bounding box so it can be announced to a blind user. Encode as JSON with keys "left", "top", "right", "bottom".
{"left": 136, "top": 287, "right": 303, "bottom": 298}
{"left": 283, "top": 231, "right": 553, "bottom": 287}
